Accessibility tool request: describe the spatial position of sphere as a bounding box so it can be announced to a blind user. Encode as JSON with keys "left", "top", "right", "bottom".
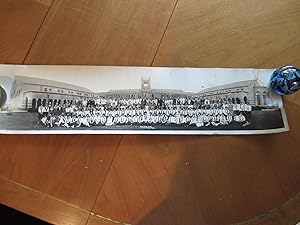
{"left": 270, "top": 65, "right": 300, "bottom": 95}
{"left": 0, "top": 85, "right": 7, "bottom": 108}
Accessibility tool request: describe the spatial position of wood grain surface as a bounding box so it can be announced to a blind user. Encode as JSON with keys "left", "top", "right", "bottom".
{"left": 0, "top": 0, "right": 52, "bottom": 63}
{"left": 87, "top": 214, "right": 130, "bottom": 225}
{"left": 0, "top": 135, "right": 122, "bottom": 211}
{"left": 0, "top": 176, "right": 89, "bottom": 225}
{"left": 0, "top": 0, "right": 300, "bottom": 225}
{"left": 25, "top": 0, "right": 177, "bottom": 65}
{"left": 31, "top": 0, "right": 53, "bottom": 7}
{"left": 93, "top": 131, "right": 300, "bottom": 225}
{"left": 90, "top": 193, "right": 300, "bottom": 225}
{"left": 153, "top": 0, "right": 300, "bottom": 68}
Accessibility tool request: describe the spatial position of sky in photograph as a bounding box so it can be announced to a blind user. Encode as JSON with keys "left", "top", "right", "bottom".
{"left": 0, "top": 65, "right": 275, "bottom": 95}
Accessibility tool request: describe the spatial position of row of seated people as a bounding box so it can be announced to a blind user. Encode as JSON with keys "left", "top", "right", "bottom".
{"left": 37, "top": 97, "right": 252, "bottom": 128}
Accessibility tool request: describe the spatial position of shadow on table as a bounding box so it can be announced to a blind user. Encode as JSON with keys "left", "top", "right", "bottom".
{"left": 0, "top": 204, "right": 51, "bottom": 225}
{"left": 135, "top": 129, "right": 300, "bottom": 225}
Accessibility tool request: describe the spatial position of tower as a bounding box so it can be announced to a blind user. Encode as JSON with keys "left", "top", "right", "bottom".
{"left": 141, "top": 76, "right": 151, "bottom": 90}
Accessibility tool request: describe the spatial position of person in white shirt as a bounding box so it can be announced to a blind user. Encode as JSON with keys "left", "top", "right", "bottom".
{"left": 242, "top": 104, "right": 252, "bottom": 127}
{"left": 37, "top": 105, "right": 45, "bottom": 124}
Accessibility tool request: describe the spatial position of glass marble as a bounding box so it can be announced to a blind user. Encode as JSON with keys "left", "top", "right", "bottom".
{"left": 0, "top": 85, "right": 7, "bottom": 107}
{"left": 270, "top": 65, "right": 300, "bottom": 95}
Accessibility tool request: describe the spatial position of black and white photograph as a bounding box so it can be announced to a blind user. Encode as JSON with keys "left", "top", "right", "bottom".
{"left": 0, "top": 65, "right": 288, "bottom": 134}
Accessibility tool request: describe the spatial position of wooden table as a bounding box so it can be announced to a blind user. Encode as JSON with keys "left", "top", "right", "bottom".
{"left": 0, "top": 0, "right": 300, "bottom": 224}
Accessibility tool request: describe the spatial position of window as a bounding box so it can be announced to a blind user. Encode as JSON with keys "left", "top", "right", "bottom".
{"left": 44, "top": 88, "right": 47, "bottom": 92}
{"left": 263, "top": 93, "right": 267, "bottom": 105}
{"left": 256, "top": 93, "right": 261, "bottom": 105}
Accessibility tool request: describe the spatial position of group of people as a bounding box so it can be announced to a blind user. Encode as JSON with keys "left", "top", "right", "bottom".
{"left": 37, "top": 96, "right": 252, "bottom": 129}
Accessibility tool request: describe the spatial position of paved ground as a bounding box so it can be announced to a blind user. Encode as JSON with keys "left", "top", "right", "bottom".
{"left": 0, "top": 109, "right": 284, "bottom": 131}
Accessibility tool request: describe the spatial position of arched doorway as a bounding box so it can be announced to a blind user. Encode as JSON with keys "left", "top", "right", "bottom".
{"left": 49, "top": 99, "right": 53, "bottom": 106}
{"left": 58, "top": 99, "right": 61, "bottom": 105}
{"left": 256, "top": 93, "right": 261, "bottom": 106}
{"left": 243, "top": 96, "right": 248, "bottom": 104}
{"left": 262, "top": 93, "right": 267, "bottom": 105}
{"left": 42, "top": 99, "right": 46, "bottom": 106}
{"left": 54, "top": 99, "right": 57, "bottom": 106}
{"left": 25, "top": 97, "right": 28, "bottom": 110}
{"left": 32, "top": 98, "right": 37, "bottom": 110}
{"left": 38, "top": 98, "right": 42, "bottom": 107}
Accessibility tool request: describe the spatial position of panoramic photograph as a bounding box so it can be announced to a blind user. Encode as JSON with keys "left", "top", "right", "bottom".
{"left": 0, "top": 65, "right": 288, "bottom": 134}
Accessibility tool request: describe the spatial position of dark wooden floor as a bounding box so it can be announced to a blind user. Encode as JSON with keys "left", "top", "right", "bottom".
{"left": 0, "top": 0, "right": 300, "bottom": 224}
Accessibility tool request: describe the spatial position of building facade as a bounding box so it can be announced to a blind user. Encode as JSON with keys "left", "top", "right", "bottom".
{"left": 97, "top": 77, "right": 193, "bottom": 99}
{"left": 196, "top": 80, "right": 270, "bottom": 106}
{"left": 9, "top": 76, "right": 271, "bottom": 111}
{"left": 10, "top": 76, "right": 96, "bottom": 111}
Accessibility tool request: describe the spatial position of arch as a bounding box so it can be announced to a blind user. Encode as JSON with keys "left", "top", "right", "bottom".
{"left": 37, "top": 99, "right": 42, "bottom": 108}
{"left": 49, "top": 99, "right": 53, "bottom": 106}
{"left": 262, "top": 91, "right": 268, "bottom": 105}
{"left": 58, "top": 99, "right": 61, "bottom": 105}
{"left": 54, "top": 99, "right": 57, "bottom": 106}
{"left": 255, "top": 92, "right": 261, "bottom": 106}
{"left": 25, "top": 97, "right": 28, "bottom": 110}
{"left": 244, "top": 96, "right": 248, "bottom": 104}
{"left": 32, "top": 98, "right": 37, "bottom": 109}
{"left": 42, "top": 99, "right": 46, "bottom": 106}
{"left": 262, "top": 94, "right": 267, "bottom": 105}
